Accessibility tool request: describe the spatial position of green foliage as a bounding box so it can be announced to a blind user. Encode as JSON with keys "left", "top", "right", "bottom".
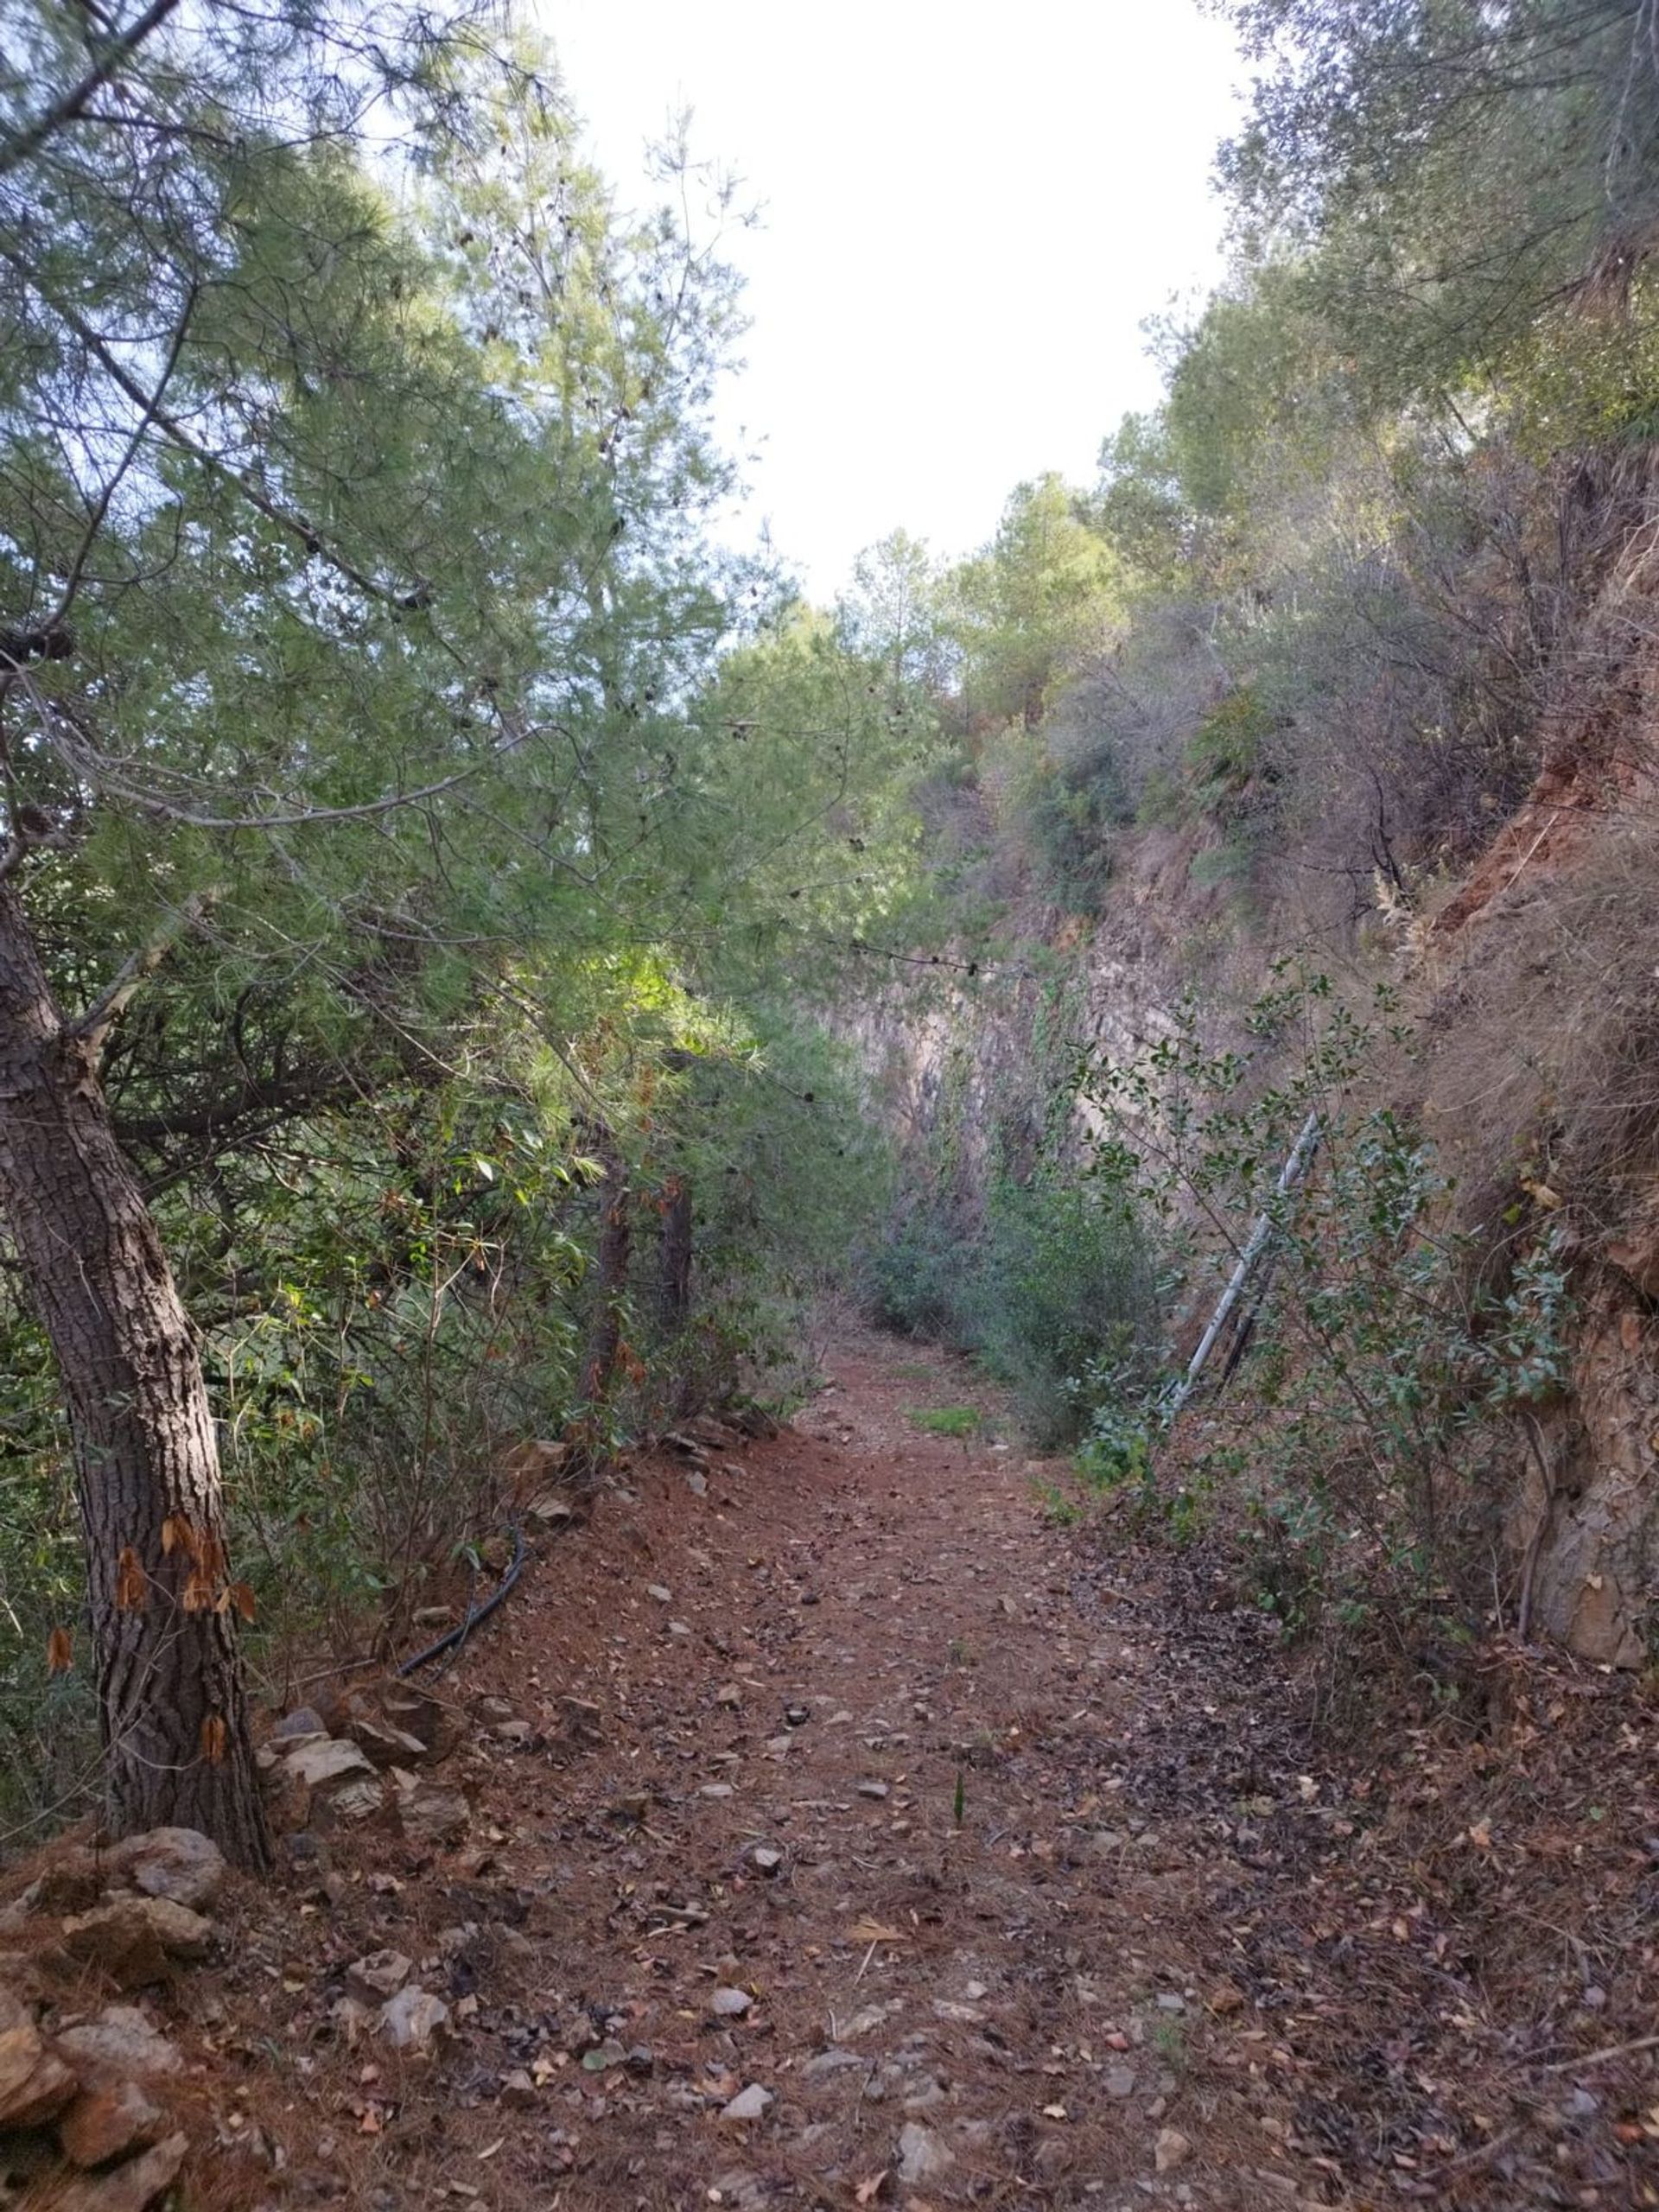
{"left": 1084, "top": 974, "right": 1577, "bottom": 1643}
{"left": 1218, "top": 0, "right": 1659, "bottom": 413}
{"left": 871, "top": 1171, "right": 1161, "bottom": 1448}
{"left": 906, "top": 1405, "right": 982, "bottom": 1439}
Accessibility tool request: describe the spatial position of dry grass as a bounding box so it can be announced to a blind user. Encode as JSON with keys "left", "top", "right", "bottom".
{"left": 1421, "top": 810, "right": 1659, "bottom": 1242}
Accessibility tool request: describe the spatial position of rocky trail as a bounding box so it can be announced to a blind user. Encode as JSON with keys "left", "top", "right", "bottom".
{"left": 5, "top": 1330, "right": 1659, "bottom": 2211}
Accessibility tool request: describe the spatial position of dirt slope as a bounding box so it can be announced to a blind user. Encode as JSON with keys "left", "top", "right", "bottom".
{"left": 41, "top": 1332, "right": 1655, "bottom": 2212}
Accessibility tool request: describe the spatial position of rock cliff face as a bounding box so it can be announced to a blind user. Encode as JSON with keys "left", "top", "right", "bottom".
{"left": 855, "top": 630, "right": 1659, "bottom": 1666}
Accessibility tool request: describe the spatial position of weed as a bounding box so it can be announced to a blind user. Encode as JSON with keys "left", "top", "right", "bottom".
{"left": 1033, "top": 1478, "right": 1083, "bottom": 1527}
{"left": 906, "top": 1405, "right": 982, "bottom": 1439}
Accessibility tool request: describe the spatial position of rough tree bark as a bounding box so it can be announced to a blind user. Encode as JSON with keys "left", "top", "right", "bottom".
{"left": 656, "top": 1176, "right": 693, "bottom": 1337}
{"left": 579, "top": 1125, "right": 632, "bottom": 1412}
{"left": 0, "top": 880, "right": 270, "bottom": 1867}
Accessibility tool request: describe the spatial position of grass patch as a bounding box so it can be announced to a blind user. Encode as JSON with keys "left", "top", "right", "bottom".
{"left": 906, "top": 1404, "right": 982, "bottom": 1439}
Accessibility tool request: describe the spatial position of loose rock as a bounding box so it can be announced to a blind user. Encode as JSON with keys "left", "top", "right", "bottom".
{"left": 55, "top": 2129, "right": 187, "bottom": 2212}
{"left": 56, "top": 2006, "right": 183, "bottom": 2081}
{"left": 60, "top": 1897, "right": 214, "bottom": 1989}
{"left": 720, "top": 2083, "right": 773, "bottom": 2123}
{"left": 0, "top": 2019, "right": 78, "bottom": 2130}
{"left": 58, "top": 2080, "right": 167, "bottom": 2169}
{"left": 1154, "top": 2127, "right": 1192, "bottom": 2174}
{"left": 397, "top": 1787, "right": 470, "bottom": 1848}
{"left": 896, "top": 2121, "right": 956, "bottom": 2183}
{"left": 109, "top": 1828, "right": 227, "bottom": 1911}
{"left": 378, "top": 1986, "right": 451, "bottom": 2053}
{"left": 282, "top": 1738, "right": 376, "bottom": 1791}
{"left": 346, "top": 1950, "right": 413, "bottom": 2004}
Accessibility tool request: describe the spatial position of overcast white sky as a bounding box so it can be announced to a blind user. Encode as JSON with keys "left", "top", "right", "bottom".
{"left": 543, "top": 3, "right": 1244, "bottom": 600}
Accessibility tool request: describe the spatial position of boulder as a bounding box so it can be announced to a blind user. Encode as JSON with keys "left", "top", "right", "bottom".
{"left": 281, "top": 1738, "right": 374, "bottom": 1791}
{"left": 54, "top": 2129, "right": 187, "bottom": 2212}
{"left": 0, "top": 2019, "right": 78, "bottom": 2130}
{"left": 108, "top": 1829, "right": 227, "bottom": 1912}
{"left": 60, "top": 1897, "right": 214, "bottom": 1989}
{"left": 58, "top": 2079, "right": 167, "bottom": 2168}
{"left": 346, "top": 1716, "right": 429, "bottom": 1769}
{"left": 55, "top": 2007, "right": 182, "bottom": 2082}
{"left": 397, "top": 1787, "right": 469, "bottom": 1849}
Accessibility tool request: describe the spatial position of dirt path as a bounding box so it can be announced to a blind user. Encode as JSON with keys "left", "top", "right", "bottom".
{"left": 213, "top": 1331, "right": 1277, "bottom": 2210}
{"left": 193, "top": 1329, "right": 1659, "bottom": 2211}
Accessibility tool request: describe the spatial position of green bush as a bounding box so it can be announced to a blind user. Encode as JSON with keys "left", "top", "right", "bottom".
{"left": 868, "top": 1178, "right": 1161, "bottom": 1448}
{"left": 969, "top": 1179, "right": 1160, "bottom": 1444}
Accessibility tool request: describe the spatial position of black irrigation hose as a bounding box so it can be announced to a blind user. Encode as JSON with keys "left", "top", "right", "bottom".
{"left": 394, "top": 1521, "right": 527, "bottom": 1679}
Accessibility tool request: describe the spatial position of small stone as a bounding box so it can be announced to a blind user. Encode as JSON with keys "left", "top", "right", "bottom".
{"left": 497, "top": 2069, "right": 538, "bottom": 2108}
{"left": 494, "top": 1720, "right": 532, "bottom": 1745}
{"left": 710, "top": 1986, "right": 752, "bottom": 2018}
{"left": 857, "top": 1781, "right": 889, "bottom": 1802}
{"left": 801, "top": 2048, "right": 862, "bottom": 2080}
{"left": 1106, "top": 2066, "right": 1137, "bottom": 2099}
{"left": 58, "top": 2079, "right": 167, "bottom": 2168}
{"left": 111, "top": 1828, "right": 227, "bottom": 1911}
{"left": 715, "top": 1684, "right": 742, "bottom": 1709}
{"left": 378, "top": 1986, "right": 450, "bottom": 2053}
{"left": 56, "top": 2005, "right": 182, "bottom": 2081}
{"left": 54, "top": 2130, "right": 188, "bottom": 2212}
{"left": 272, "top": 1707, "right": 330, "bottom": 1743}
{"left": 720, "top": 2084, "right": 772, "bottom": 2123}
{"left": 685, "top": 1471, "right": 709, "bottom": 1497}
{"left": 346, "top": 1950, "right": 413, "bottom": 2004}
{"left": 783, "top": 1705, "right": 810, "bottom": 1728}
{"left": 561, "top": 1695, "right": 604, "bottom": 1743}
{"left": 669, "top": 1620, "right": 692, "bottom": 1637}
{"left": 646, "top": 1585, "right": 672, "bottom": 1604}
{"left": 1154, "top": 2127, "right": 1192, "bottom": 2174}
{"left": 0, "top": 2020, "right": 78, "bottom": 2129}
{"left": 897, "top": 2122, "right": 956, "bottom": 2184}
{"left": 1155, "top": 1993, "right": 1185, "bottom": 2013}
{"left": 748, "top": 1847, "right": 784, "bottom": 1875}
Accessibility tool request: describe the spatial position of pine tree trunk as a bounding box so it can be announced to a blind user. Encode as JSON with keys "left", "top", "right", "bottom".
{"left": 0, "top": 880, "right": 270, "bottom": 1867}
{"left": 656, "top": 1177, "right": 693, "bottom": 1337}
{"left": 579, "top": 1127, "right": 632, "bottom": 1409}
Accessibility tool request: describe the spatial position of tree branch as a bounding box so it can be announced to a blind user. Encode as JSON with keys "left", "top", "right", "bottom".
{"left": 0, "top": 0, "right": 185, "bottom": 181}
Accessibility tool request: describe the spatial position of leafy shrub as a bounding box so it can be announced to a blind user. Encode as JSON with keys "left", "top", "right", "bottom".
{"left": 868, "top": 1176, "right": 1161, "bottom": 1448}
{"left": 1084, "top": 975, "right": 1578, "bottom": 1647}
